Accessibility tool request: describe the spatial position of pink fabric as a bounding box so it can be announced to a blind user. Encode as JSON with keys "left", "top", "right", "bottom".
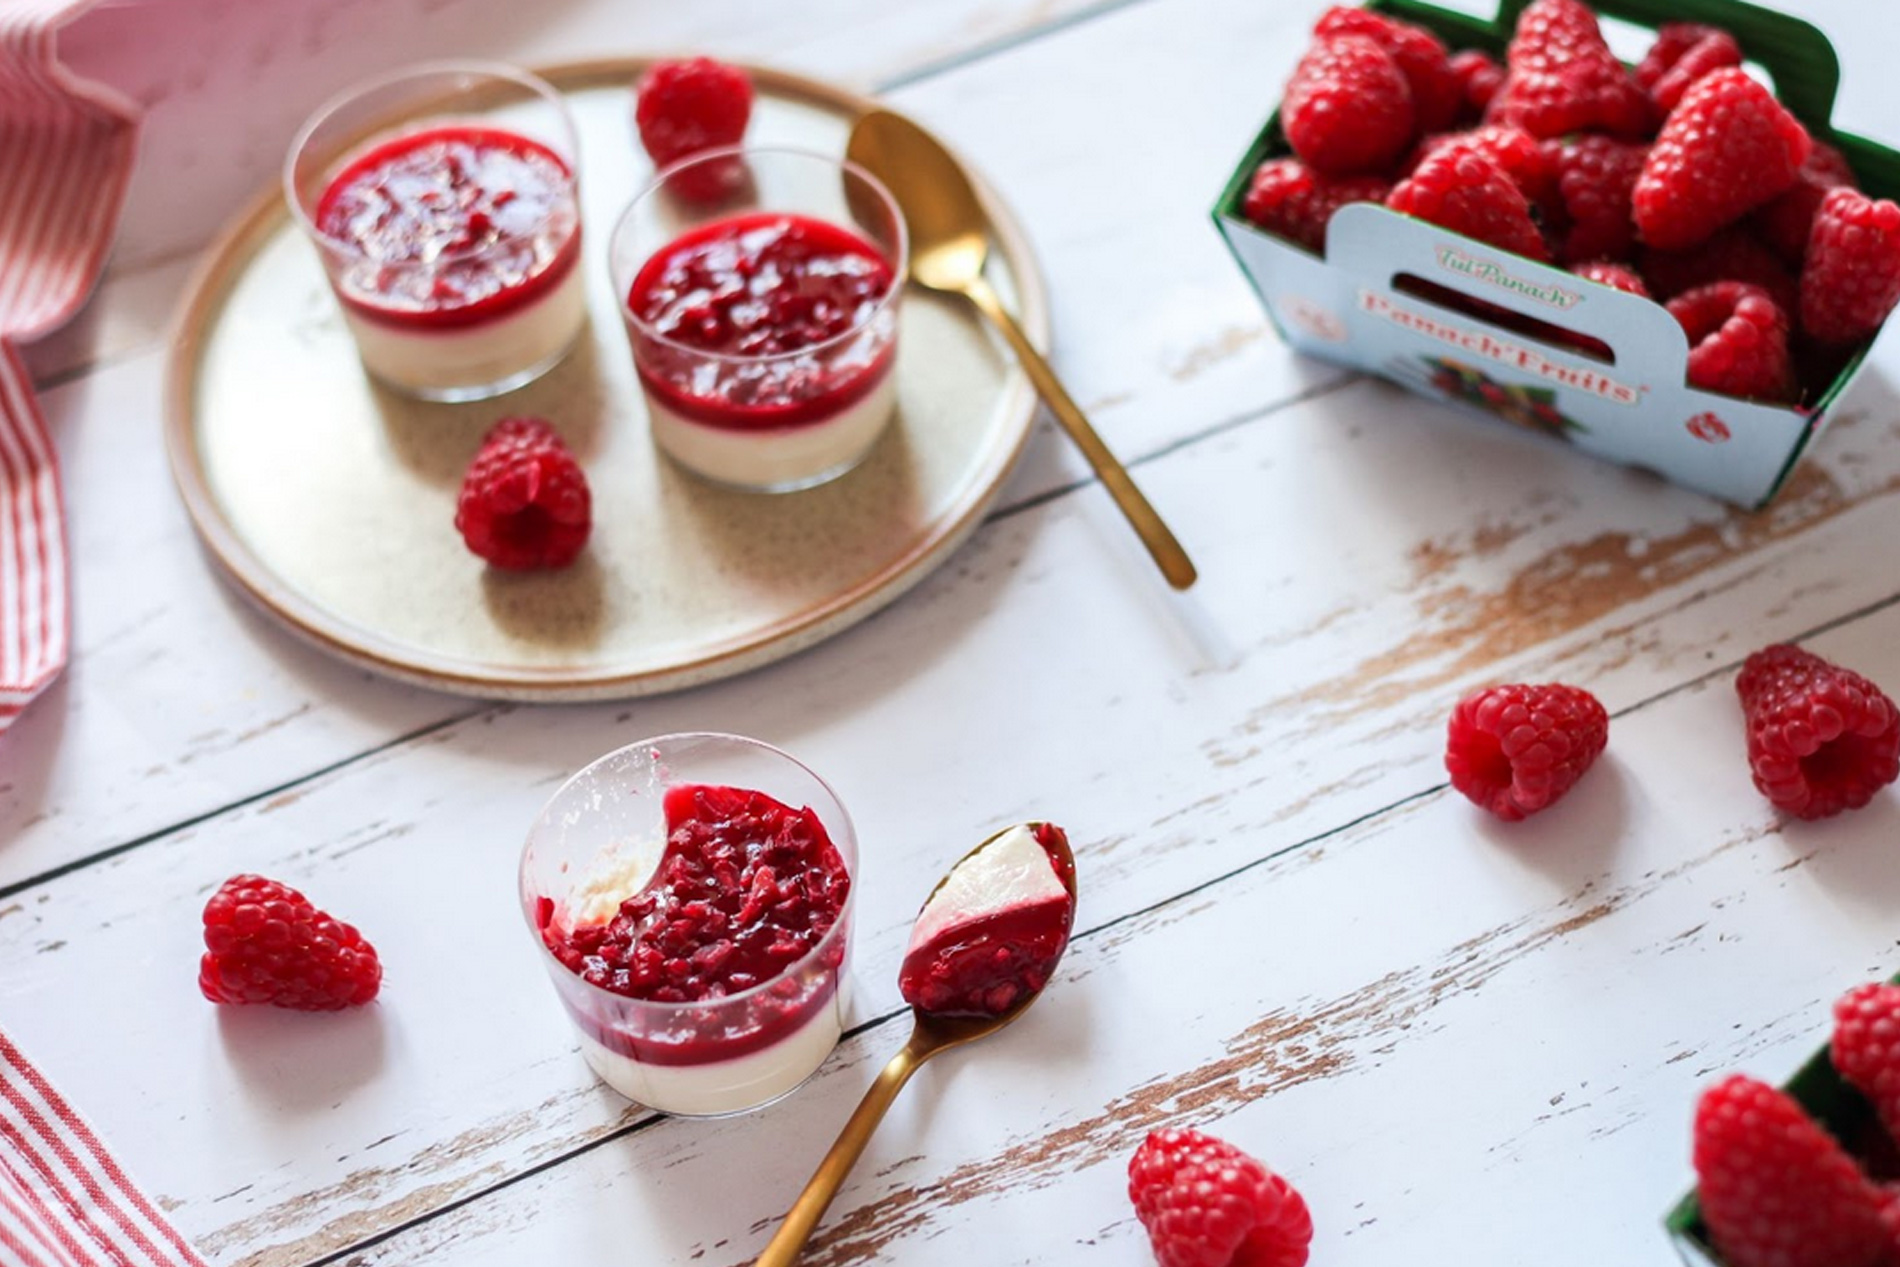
{"left": 0, "top": 0, "right": 141, "bottom": 732}
{"left": 0, "top": 1032, "right": 205, "bottom": 1266}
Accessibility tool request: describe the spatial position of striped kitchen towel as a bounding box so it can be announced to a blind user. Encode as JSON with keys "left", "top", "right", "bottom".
{"left": 0, "top": 0, "right": 142, "bottom": 734}
{"left": 0, "top": 1032, "right": 205, "bottom": 1266}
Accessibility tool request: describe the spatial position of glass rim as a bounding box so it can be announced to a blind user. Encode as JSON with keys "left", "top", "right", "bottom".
{"left": 283, "top": 58, "right": 580, "bottom": 270}
{"left": 611, "top": 144, "right": 909, "bottom": 367}
{"left": 518, "top": 730, "right": 858, "bottom": 1016}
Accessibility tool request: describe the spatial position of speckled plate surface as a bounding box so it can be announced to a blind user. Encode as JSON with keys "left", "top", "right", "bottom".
{"left": 164, "top": 59, "right": 1047, "bottom": 701}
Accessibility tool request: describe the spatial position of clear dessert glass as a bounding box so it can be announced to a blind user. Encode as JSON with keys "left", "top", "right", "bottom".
{"left": 609, "top": 146, "right": 908, "bottom": 492}
{"left": 520, "top": 733, "right": 857, "bottom": 1117}
{"left": 285, "top": 61, "right": 586, "bottom": 401}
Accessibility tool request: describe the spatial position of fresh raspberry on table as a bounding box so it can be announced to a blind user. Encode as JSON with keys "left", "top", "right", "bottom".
{"left": 1449, "top": 49, "right": 1505, "bottom": 120}
{"left": 1485, "top": 0, "right": 1652, "bottom": 140}
{"left": 1313, "top": 7, "right": 1461, "bottom": 134}
{"left": 1694, "top": 1074, "right": 1889, "bottom": 1267}
{"left": 1541, "top": 134, "right": 1647, "bottom": 265}
{"left": 454, "top": 417, "right": 592, "bottom": 571}
{"left": 1444, "top": 682, "right": 1608, "bottom": 822}
{"left": 1282, "top": 35, "right": 1416, "bottom": 177}
{"left": 634, "top": 57, "right": 753, "bottom": 198}
{"left": 200, "top": 875, "right": 381, "bottom": 1010}
{"left": 1640, "top": 226, "right": 1798, "bottom": 314}
{"left": 1635, "top": 22, "right": 1744, "bottom": 114}
{"left": 1755, "top": 140, "right": 1858, "bottom": 266}
{"left": 1570, "top": 260, "right": 1649, "bottom": 298}
{"left": 1832, "top": 983, "right": 1900, "bottom": 1145}
{"left": 1666, "top": 282, "right": 1795, "bottom": 402}
{"left": 1386, "top": 142, "right": 1549, "bottom": 262}
{"left": 1412, "top": 125, "right": 1555, "bottom": 208}
{"left": 1735, "top": 644, "right": 1900, "bottom": 819}
{"left": 1632, "top": 68, "right": 1810, "bottom": 251}
{"left": 1240, "top": 158, "right": 1389, "bottom": 253}
{"left": 1799, "top": 187, "right": 1900, "bottom": 345}
{"left": 1128, "top": 1128, "right": 1312, "bottom": 1267}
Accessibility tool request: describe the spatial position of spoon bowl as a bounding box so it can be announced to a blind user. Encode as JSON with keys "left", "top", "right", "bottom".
{"left": 753, "top": 821, "right": 1076, "bottom": 1266}
{"left": 846, "top": 110, "right": 1198, "bottom": 590}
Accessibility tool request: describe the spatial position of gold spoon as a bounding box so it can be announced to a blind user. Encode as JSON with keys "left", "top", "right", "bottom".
{"left": 754, "top": 823, "right": 1078, "bottom": 1266}
{"left": 846, "top": 110, "right": 1198, "bottom": 591}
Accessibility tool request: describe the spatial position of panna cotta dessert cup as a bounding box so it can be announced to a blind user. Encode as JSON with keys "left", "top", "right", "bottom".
{"left": 610, "top": 146, "right": 907, "bottom": 491}
{"left": 521, "top": 733, "right": 857, "bottom": 1117}
{"left": 286, "top": 62, "right": 586, "bottom": 401}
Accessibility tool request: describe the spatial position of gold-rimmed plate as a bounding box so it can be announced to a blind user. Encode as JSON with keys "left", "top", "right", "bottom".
{"left": 164, "top": 59, "right": 1047, "bottom": 701}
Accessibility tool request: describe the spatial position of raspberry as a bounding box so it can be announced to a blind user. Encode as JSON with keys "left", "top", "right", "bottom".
{"left": 1444, "top": 683, "right": 1607, "bottom": 821}
{"left": 1128, "top": 1129, "right": 1312, "bottom": 1267}
{"left": 1387, "top": 142, "right": 1548, "bottom": 262}
{"left": 1633, "top": 68, "right": 1811, "bottom": 251}
{"left": 199, "top": 875, "right": 381, "bottom": 1010}
{"left": 1282, "top": 35, "right": 1415, "bottom": 177}
{"left": 1833, "top": 983, "right": 1900, "bottom": 1146}
{"left": 1313, "top": 7, "right": 1461, "bottom": 134}
{"left": 1666, "top": 282, "right": 1795, "bottom": 402}
{"left": 1240, "top": 158, "right": 1388, "bottom": 253}
{"left": 454, "top": 417, "right": 591, "bottom": 570}
{"left": 1449, "top": 50, "right": 1505, "bottom": 120}
{"left": 1541, "top": 135, "right": 1646, "bottom": 265}
{"left": 1694, "top": 1074, "right": 1888, "bottom": 1267}
{"left": 1571, "top": 260, "right": 1649, "bottom": 298}
{"left": 1636, "top": 23, "right": 1744, "bottom": 114}
{"left": 634, "top": 57, "right": 751, "bottom": 168}
{"left": 1755, "top": 141, "right": 1858, "bottom": 265}
{"left": 1412, "top": 125, "right": 1555, "bottom": 207}
{"left": 1486, "top": 0, "right": 1652, "bottom": 140}
{"left": 1736, "top": 644, "right": 1900, "bottom": 819}
{"left": 1641, "top": 226, "right": 1799, "bottom": 314}
{"left": 1799, "top": 187, "right": 1900, "bottom": 345}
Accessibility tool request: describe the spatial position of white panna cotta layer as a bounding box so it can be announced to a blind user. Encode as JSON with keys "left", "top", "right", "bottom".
{"left": 908, "top": 823, "right": 1068, "bottom": 955}
{"left": 574, "top": 982, "right": 848, "bottom": 1117}
{"left": 646, "top": 371, "right": 897, "bottom": 490}
{"left": 341, "top": 261, "right": 587, "bottom": 396}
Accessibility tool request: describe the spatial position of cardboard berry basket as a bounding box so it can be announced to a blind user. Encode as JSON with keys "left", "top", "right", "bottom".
{"left": 1663, "top": 1006, "right": 1892, "bottom": 1266}
{"left": 1211, "top": 0, "right": 1900, "bottom": 508}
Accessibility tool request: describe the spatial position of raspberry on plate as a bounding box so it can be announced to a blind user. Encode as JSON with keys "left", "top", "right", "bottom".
{"left": 1282, "top": 34, "right": 1416, "bottom": 177}
{"left": 1445, "top": 682, "right": 1608, "bottom": 822}
{"left": 1632, "top": 68, "right": 1810, "bottom": 251}
{"left": 1640, "top": 225, "right": 1799, "bottom": 314}
{"left": 634, "top": 57, "right": 751, "bottom": 168}
{"left": 1449, "top": 49, "right": 1505, "bottom": 120}
{"left": 1128, "top": 1128, "right": 1312, "bottom": 1267}
{"left": 1755, "top": 140, "right": 1858, "bottom": 266}
{"left": 1240, "top": 158, "right": 1389, "bottom": 253}
{"left": 1388, "top": 142, "right": 1550, "bottom": 263}
{"left": 1570, "top": 260, "right": 1649, "bottom": 298}
{"left": 1542, "top": 134, "right": 1647, "bottom": 265}
{"left": 1736, "top": 644, "right": 1900, "bottom": 820}
{"left": 1313, "top": 7, "right": 1461, "bottom": 134}
{"left": 454, "top": 416, "right": 592, "bottom": 570}
{"left": 1485, "top": 0, "right": 1652, "bottom": 140}
{"left": 1833, "top": 983, "right": 1900, "bottom": 1146}
{"left": 1635, "top": 22, "right": 1744, "bottom": 115}
{"left": 1799, "top": 187, "right": 1900, "bottom": 345}
{"left": 1666, "top": 282, "right": 1795, "bottom": 403}
{"left": 200, "top": 875, "right": 381, "bottom": 1010}
{"left": 1694, "top": 1074, "right": 1889, "bottom": 1267}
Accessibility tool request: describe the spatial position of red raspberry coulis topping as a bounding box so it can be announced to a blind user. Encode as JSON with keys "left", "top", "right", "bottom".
{"left": 315, "top": 125, "right": 580, "bottom": 328}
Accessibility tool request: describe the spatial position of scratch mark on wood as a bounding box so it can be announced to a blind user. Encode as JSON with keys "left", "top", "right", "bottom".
{"left": 1166, "top": 324, "right": 1265, "bottom": 383}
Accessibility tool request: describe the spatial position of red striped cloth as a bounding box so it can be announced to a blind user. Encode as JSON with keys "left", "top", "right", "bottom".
{"left": 0, "top": 1033, "right": 204, "bottom": 1266}
{"left": 0, "top": 0, "right": 142, "bottom": 734}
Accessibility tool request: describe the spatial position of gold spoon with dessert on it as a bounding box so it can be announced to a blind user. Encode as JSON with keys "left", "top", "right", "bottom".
{"left": 845, "top": 110, "right": 1198, "bottom": 591}
{"left": 753, "top": 821, "right": 1078, "bottom": 1267}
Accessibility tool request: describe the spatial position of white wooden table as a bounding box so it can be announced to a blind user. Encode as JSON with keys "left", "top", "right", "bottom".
{"left": 7, "top": 1, "right": 1900, "bottom": 1262}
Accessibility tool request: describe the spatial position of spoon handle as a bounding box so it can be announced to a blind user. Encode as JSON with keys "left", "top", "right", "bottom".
{"left": 754, "top": 1035, "right": 930, "bottom": 1266}
{"left": 961, "top": 275, "right": 1198, "bottom": 590}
